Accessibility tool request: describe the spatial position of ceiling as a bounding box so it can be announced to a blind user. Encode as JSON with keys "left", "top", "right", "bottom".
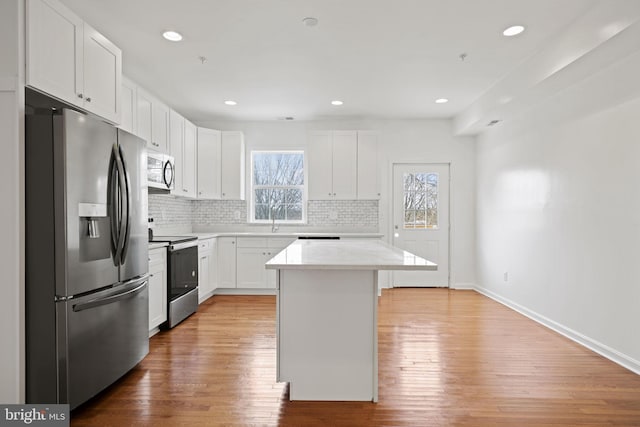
{"left": 59, "top": 0, "right": 623, "bottom": 126}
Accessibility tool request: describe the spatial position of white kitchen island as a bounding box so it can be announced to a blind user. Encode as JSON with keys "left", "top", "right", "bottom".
{"left": 266, "top": 239, "right": 437, "bottom": 402}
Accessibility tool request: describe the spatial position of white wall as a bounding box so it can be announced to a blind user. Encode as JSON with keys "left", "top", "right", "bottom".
{"left": 476, "top": 91, "right": 640, "bottom": 372}
{"left": 197, "top": 118, "right": 477, "bottom": 289}
{"left": 0, "top": 0, "right": 25, "bottom": 404}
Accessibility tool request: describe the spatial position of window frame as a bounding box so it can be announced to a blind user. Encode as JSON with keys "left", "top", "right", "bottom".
{"left": 249, "top": 150, "right": 307, "bottom": 224}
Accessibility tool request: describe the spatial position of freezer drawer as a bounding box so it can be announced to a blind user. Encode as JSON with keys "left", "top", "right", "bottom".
{"left": 61, "top": 280, "right": 149, "bottom": 409}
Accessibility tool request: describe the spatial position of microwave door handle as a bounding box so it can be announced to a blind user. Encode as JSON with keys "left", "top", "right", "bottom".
{"left": 163, "top": 160, "right": 174, "bottom": 189}
{"left": 118, "top": 145, "right": 132, "bottom": 264}
{"left": 113, "top": 144, "right": 127, "bottom": 264}
{"left": 108, "top": 144, "right": 121, "bottom": 265}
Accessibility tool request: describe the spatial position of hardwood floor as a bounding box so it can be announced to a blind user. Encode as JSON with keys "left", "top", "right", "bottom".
{"left": 71, "top": 289, "right": 640, "bottom": 426}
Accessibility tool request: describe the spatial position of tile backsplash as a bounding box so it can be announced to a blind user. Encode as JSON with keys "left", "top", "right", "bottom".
{"left": 148, "top": 194, "right": 193, "bottom": 228}
{"left": 149, "top": 196, "right": 379, "bottom": 231}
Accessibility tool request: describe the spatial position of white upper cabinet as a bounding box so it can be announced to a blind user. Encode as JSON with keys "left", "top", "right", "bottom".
{"left": 151, "top": 98, "right": 170, "bottom": 153}
{"left": 82, "top": 23, "right": 121, "bottom": 122}
{"left": 119, "top": 77, "right": 136, "bottom": 134}
{"left": 308, "top": 130, "right": 357, "bottom": 200}
{"left": 135, "top": 87, "right": 152, "bottom": 145}
{"left": 197, "top": 127, "right": 222, "bottom": 199}
{"left": 183, "top": 120, "right": 197, "bottom": 198}
{"left": 169, "top": 110, "right": 196, "bottom": 198}
{"left": 331, "top": 131, "right": 358, "bottom": 199}
{"left": 26, "top": 0, "right": 122, "bottom": 123}
{"left": 220, "top": 131, "right": 246, "bottom": 200}
{"left": 356, "top": 131, "right": 380, "bottom": 199}
{"left": 169, "top": 109, "right": 185, "bottom": 196}
{"left": 136, "top": 87, "right": 169, "bottom": 153}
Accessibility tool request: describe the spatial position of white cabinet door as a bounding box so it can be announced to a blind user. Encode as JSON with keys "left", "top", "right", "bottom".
{"left": 148, "top": 248, "right": 167, "bottom": 331}
{"left": 82, "top": 22, "right": 121, "bottom": 123}
{"left": 152, "top": 100, "right": 170, "bottom": 153}
{"left": 136, "top": 88, "right": 152, "bottom": 146}
{"left": 357, "top": 131, "right": 380, "bottom": 199}
{"left": 220, "top": 131, "right": 245, "bottom": 200}
{"left": 307, "top": 131, "right": 333, "bottom": 200}
{"left": 217, "top": 237, "right": 237, "bottom": 288}
{"left": 236, "top": 248, "right": 268, "bottom": 288}
{"left": 26, "top": 0, "right": 83, "bottom": 108}
{"left": 26, "top": 0, "right": 122, "bottom": 123}
{"left": 119, "top": 77, "right": 136, "bottom": 134}
{"left": 183, "top": 120, "right": 197, "bottom": 198}
{"left": 197, "top": 127, "right": 221, "bottom": 199}
{"left": 266, "top": 237, "right": 295, "bottom": 289}
{"left": 169, "top": 109, "right": 184, "bottom": 196}
{"left": 332, "top": 131, "right": 357, "bottom": 199}
{"left": 198, "top": 253, "right": 210, "bottom": 301}
{"left": 198, "top": 238, "right": 217, "bottom": 302}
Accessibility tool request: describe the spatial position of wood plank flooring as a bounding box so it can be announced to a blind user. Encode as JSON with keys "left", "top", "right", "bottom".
{"left": 71, "top": 289, "right": 640, "bottom": 426}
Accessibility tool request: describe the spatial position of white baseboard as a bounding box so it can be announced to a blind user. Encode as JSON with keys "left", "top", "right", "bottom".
{"left": 450, "top": 282, "right": 475, "bottom": 290}
{"left": 213, "top": 288, "right": 277, "bottom": 296}
{"left": 474, "top": 285, "right": 640, "bottom": 376}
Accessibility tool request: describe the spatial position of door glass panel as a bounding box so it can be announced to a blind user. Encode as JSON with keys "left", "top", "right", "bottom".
{"left": 403, "top": 172, "right": 438, "bottom": 229}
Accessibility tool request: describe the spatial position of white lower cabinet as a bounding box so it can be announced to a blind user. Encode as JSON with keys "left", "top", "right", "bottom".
{"left": 236, "top": 237, "right": 295, "bottom": 290}
{"left": 217, "top": 237, "right": 237, "bottom": 288}
{"left": 148, "top": 247, "right": 167, "bottom": 333}
{"left": 198, "top": 238, "right": 217, "bottom": 302}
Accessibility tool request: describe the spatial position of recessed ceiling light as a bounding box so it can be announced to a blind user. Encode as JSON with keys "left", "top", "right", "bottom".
{"left": 503, "top": 25, "right": 525, "bottom": 37}
{"left": 162, "top": 30, "right": 183, "bottom": 42}
{"left": 302, "top": 17, "right": 318, "bottom": 27}
{"left": 331, "top": 100, "right": 343, "bottom": 106}
{"left": 224, "top": 100, "right": 237, "bottom": 106}
{"left": 435, "top": 98, "right": 449, "bottom": 104}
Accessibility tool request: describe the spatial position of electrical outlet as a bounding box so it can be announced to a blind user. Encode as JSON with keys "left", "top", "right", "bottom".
{"left": 234, "top": 210, "right": 241, "bottom": 220}
{"left": 503, "top": 272, "right": 509, "bottom": 282}
{"left": 329, "top": 211, "right": 338, "bottom": 220}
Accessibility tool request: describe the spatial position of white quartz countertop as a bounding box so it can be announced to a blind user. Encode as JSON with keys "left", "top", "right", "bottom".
{"left": 185, "top": 232, "right": 383, "bottom": 239}
{"left": 148, "top": 242, "right": 168, "bottom": 250}
{"left": 265, "top": 240, "right": 437, "bottom": 271}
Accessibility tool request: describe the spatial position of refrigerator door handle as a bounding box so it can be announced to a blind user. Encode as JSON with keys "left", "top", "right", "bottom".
{"left": 108, "top": 144, "right": 121, "bottom": 265}
{"left": 72, "top": 281, "right": 147, "bottom": 312}
{"left": 112, "top": 144, "right": 127, "bottom": 264}
{"left": 118, "top": 145, "right": 132, "bottom": 264}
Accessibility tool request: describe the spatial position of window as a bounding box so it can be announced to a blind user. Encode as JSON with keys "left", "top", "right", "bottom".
{"left": 251, "top": 151, "right": 305, "bottom": 223}
{"left": 403, "top": 172, "right": 438, "bottom": 229}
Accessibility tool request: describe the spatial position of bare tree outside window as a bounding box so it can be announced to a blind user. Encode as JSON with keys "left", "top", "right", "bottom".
{"left": 403, "top": 172, "right": 438, "bottom": 229}
{"left": 252, "top": 151, "right": 305, "bottom": 222}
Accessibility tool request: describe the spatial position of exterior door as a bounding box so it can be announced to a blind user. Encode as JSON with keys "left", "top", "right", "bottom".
{"left": 392, "top": 163, "right": 450, "bottom": 287}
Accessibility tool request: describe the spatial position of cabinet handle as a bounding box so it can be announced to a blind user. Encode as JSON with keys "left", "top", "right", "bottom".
{"left": 85, "top": 97, "right": 92, "bottom": 103}
{"left": 77, "top": 93, "right": 83, "bottom": 99}
{"left": 183, "top": 189, "right": 188, "bottom": 193}
{"left": 328, "top": 193, "right": 331, "bottom": 196}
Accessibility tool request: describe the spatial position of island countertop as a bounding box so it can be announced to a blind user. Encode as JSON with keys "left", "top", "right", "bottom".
{"left": 265, "top": 239, "right": 437, "bottom": 271}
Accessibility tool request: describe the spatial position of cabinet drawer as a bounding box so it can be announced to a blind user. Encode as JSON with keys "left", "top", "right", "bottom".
{"left": 148, "top": 248, "right": 166, "bottom": 264}
{"left": 268, "top": 237, "right": 296, "bottom": 251}
{"left": 198, "top": 239, "right": 213, "bottom": 252}
{"left": 237, "top": 237, "right": 268, "bottom": 248}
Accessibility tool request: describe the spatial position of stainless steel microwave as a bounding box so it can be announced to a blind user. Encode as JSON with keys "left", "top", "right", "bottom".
{"left": 147, "top": 151, "right": 174, "bottom": 192}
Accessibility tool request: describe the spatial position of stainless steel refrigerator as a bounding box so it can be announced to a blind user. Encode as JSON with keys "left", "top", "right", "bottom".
{"left": 26, "top": 103, "right": 149, "bottom": 410}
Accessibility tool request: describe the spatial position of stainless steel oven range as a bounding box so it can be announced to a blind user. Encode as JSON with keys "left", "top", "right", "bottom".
{"left": 150, "top": 236, "right": 199, "bottom": 328}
